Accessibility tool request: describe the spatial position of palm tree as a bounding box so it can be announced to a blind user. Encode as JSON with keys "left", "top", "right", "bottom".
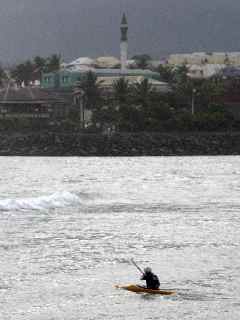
{"left": 132, "top": 54, "right": 151, "bottom": 69}
{"left": 76, "top": 71, "right": 102, "bottom": 128}
{"left": 0, "top": 65, "right": 7, "bottom": 87}
{"left": 112, "top": 77, "right": 133, "bottom": 130}
{"left": 195, "top": 76, "right": 225, "bottom": 112}
{"left": 11, "top": 60, "right": 35, "bottom": 86}
{"left": 33, "top": 56, "right": 47, "bottom": 80}
{"left": 132, "top": 78, "right": 154, "bottom": 109}
{"left": 157, "top": 64, "right": 174, "bottom": 82}
{"left": 132, "top": 78, "right": 158, "bottom": 130}
{"left": 112, "top": 77, "right": 130, "bottom": 105}
{"left": 46, "top": 54, "right": 61, "bottom": 72}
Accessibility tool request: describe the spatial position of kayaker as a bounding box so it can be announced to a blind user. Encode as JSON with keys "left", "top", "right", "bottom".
{"left": 140, "top": 267, "right": 160, "bottom": 289}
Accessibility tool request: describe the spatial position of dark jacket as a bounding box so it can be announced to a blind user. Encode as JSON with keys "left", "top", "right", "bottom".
{"left": 141, "top": 271, "right": 160, "bottom": 289}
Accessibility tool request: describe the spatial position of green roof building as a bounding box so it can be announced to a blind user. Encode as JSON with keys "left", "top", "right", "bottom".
{"left": 41, "top": 68, "right": 161, "bottom": 90}
{"left": 41, "top": 13, "right": 164, "bottom": 90}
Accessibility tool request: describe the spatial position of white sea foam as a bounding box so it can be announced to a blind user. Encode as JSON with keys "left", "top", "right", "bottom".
{"left": 0, "top": 191, "right": 81, "bottom": 211}
{"left": 1, "top": 157, "right": 240, "bottom": 320}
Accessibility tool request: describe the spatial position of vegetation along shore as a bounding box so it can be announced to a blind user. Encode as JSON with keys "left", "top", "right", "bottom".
{"left": 1, "top": 56, "right": 240, "bottom": 157}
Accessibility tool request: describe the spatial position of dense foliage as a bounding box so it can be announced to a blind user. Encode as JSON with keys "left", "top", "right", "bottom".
{"left": 10, "top": 54, "right": 61, "bottom": 86}
{"left": 73, "top": 67, "right": 236, "bottom": 133}
{"left": 0, "top": 65, "right": 7, "bottom": 87}
{"left": 1, "top": 61, "right": 239, "bottom": 133}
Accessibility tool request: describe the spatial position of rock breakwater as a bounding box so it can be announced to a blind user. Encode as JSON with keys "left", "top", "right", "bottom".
{"left": 0, "top": 131, "right": 239, "bottom": 156}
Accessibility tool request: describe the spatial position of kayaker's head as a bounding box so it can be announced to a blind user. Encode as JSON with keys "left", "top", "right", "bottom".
{"left": 144, "top": 267, "right": 152, "bottom": 274}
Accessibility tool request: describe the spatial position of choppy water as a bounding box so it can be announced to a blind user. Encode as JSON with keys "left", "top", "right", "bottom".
{"left": 0, "top": 156, "right": 240, "bottom": 320}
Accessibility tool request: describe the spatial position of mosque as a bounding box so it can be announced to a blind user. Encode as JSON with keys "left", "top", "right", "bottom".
{"left": 0, "top": 14, "right": 168, "bottom": 124}
{"left": 41, "top": 14, "right": 168, "bottom": 92}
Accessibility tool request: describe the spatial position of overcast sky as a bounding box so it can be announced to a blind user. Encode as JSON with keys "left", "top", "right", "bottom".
{"left": 0, "top": 0, "right": 240, "bottom": 64}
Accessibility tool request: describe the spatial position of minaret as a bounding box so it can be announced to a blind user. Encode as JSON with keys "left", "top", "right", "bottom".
{"left": 120, "top": 13, "right": 128, "bottom": 72}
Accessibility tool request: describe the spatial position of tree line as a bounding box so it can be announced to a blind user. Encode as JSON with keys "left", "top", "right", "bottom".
{"left": 69, "top": 66, "right": 238, "bottom": 132}
{"left": 0, "top": 54, "right": 61, "bottom": 87}
{"left": 0, "top": 52, "right": 239, "bottom": 132}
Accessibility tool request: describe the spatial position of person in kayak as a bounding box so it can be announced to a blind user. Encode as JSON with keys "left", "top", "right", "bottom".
{"left": 140, "top": 267, "right": 160, "bottom": 289}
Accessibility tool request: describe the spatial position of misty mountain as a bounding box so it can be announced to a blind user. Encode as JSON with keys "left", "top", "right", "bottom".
{"left": 0, "top": 0, "right": 240, "bottom": 63}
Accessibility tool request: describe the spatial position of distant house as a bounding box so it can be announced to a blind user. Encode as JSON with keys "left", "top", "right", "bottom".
{"left": 0, "top": 87, "right": 71, "bottom": 121}
{"left": 168, "top": 52, "right": 240, "bottom": 66}
{"left": 187, "top": 64, "right": 225, "bottom": 79}
{"left": 41, "top": 68, "right": 162, "bottom": 90}
{"left": 220, "top": 66, "right": 240, "bottom": 78}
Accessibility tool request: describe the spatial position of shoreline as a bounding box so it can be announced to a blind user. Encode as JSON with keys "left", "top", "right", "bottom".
{"left": 0, "top": 131, "right": 239, "bottom": 156}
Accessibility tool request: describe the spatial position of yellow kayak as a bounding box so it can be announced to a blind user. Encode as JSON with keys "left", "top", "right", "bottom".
{"left": 115, "top": 284, "right": 175, "bottom": 295}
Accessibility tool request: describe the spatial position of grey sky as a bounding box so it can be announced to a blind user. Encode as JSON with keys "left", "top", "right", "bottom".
{"left": 0, "top": 0, "right": 240, "bottom": 64}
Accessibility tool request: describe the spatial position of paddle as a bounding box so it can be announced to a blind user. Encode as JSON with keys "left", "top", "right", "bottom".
{"left": 130, "top": 258, "right": 144, "bottom": 275}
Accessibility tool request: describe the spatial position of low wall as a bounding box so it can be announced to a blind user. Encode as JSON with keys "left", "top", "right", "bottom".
{"left": 0, "top": 131, "right": 239, "bottom": 156}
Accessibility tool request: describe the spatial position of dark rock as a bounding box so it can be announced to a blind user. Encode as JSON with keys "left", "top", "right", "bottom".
{"left": 0, "top": 131, "right": 239, "bottom": 156}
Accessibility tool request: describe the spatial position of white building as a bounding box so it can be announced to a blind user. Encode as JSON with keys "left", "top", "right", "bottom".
{"left": 168, "top": 52, "right": 240, "bottom": 66}
{"left": 187, "top": 64, "right": 226, "bottom": 79}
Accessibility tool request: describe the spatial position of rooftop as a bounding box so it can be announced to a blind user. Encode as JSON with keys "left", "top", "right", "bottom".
{"left": 0, "top": 87, "right": 68, "bottom": 103}
{"left": 97, "top": 76, "right": 170, "bottom": 92}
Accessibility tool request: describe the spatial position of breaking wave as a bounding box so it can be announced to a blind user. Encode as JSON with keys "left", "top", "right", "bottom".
{"left": 0, "top": 191, "right": 81, "bottom": 211}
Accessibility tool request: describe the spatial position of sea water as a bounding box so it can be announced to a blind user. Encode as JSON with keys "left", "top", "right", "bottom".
{"left": 0, "top": 156, "right": 239, "bottom": 320}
